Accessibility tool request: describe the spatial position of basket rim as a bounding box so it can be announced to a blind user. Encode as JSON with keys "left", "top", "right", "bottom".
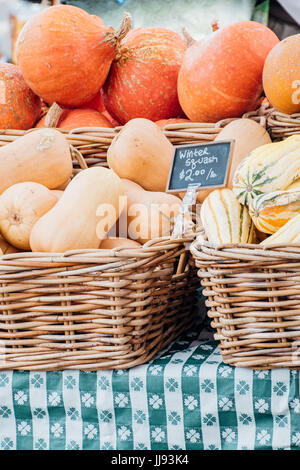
{"left": 190, "top": 237, "right": 300, "bottom": 262}
{"left": 0, "top": 234, "right": 194, "bottom": 268}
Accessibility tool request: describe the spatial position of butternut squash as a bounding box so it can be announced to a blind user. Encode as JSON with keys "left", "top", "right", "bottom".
{"left": 0, "top": 129, "right": 72, "bottom": 194}
{"left": 233, "top": 135, "right": 300, "bottom": 206}
{"left": 121, "top": 179, "right": 187, "bottom": 244}
{"left": 51, "top": 190, "right": 64, "bottom": 200}
{"left": 55, "top": 178, "right": 71, "bottom": 190}
{"left": 249, "top": 189, "right": 300, "bottom": 234}
{"left": 0, "top": 235, "right": 19, "bottom": 254}
{"left": 201, "top": 188, "right": 254, "bottom": 245}
{"left": 215, "top": 119, "right": 271, "bottom": 190}
{"left": 30, "top": 167, "right": 123, "bottom": 253}
{"left": 107, "top": 118, "right": 174, "bottom": 192}
{"left": 99, "top": 237, "right": 141, "bottom": 249}
{"left": 0, "top": 182, "right": 58, "bottom": 250}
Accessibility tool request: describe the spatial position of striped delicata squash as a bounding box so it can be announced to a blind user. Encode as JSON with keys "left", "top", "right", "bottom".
{"left": 201, "top": 188, "right": 254, "bottom": 245}
{"left": 261, "top": 213, "right": 300, "bottom": 246}
{"left": 287, "top": 178, "right": 300, "bottom": 190}
{"left": 249, "top": 189, "right": 300, "bottom": 234}
{"left": 233, "top": 135, "right": 300, "bottom": 206}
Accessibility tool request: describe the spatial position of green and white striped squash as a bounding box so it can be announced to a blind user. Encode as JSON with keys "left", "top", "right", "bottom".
{"left": 249, "top": 189, "right": 300, "bottom": 234}
{"left": 232, "top": 135, "right": 300, "bottom": 206}
{"left": 201, "top": 188, "right": 254, "bottom": 245}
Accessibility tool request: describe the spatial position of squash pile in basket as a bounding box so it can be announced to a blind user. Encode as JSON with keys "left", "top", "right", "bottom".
{"left": 1, "top": 3, "right": 298, "bottom": 254}
{"left": 200, "top": 134, "right": 300, "bottom": 247}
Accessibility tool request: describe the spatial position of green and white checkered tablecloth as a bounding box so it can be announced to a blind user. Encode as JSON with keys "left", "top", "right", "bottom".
{"left": 1, "top": 319, "right": 300, "bottom": 451}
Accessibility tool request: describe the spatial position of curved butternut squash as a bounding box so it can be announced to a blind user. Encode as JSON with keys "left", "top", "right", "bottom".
{"left": 30, "top": 167, "right": 123, "bottom": 253}
{"left": 122, "top": 179, "right": 187, "bottom": 243}
{"left": 99, "top": 237, "right": 141, "bottom": 249}
{"left": 0, "top": 182, "right": 58, "bottom": 250}
{"left": 215, "top": 119, "right": 271, "bottom": 190}
{"left": 51, "top": 190, "right": 64, "bottom": 200}
{"left": 55, "top": 178, "right": 71, "bottom": 190}
{"left": 0, "top": 129, "right": 73, "bottom": 194}
{"left": 0, "top": 235, "right": 19, "bottom": 254}
{"left": 107, "top": 118, "right": 174, "bottom": 192}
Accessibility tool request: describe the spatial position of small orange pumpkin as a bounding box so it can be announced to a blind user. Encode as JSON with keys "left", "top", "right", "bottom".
{"left": 103, "top": 27, "right": 187, "bottom": 123}
{"left": 263, "top": 34, "right": 300, "bottom": 114}
{"left": 36, "top": 108, "right": 113, "bottom": 130}
{"left": 178, "top": 21, "right": 279, "bottom": 122}
{"left": 0, "top": 62, "right": 41, "bottom": 130}
{"left": 17, "top": 5, "right": 131, "bottom": 107}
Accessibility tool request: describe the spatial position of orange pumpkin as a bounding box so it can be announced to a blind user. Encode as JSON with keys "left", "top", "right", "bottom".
{"left": 84, "top": 91, "right": 121, "bottom": 127}
{"left": 36, "top": 108, "right": 113, "bottom": 130}
{"left": 103, "top": 27, "right": 187, "bottom": 124}
{"left": 16, "top": 5, "right": 131, "bottom": 107}
{"left": 263, "top": 34, "right": 300, "bottom": 114}
{"left": 178, "top": 21, "right": 279, "bottom": 122}
{"left": 0, "top": 62, "right": 41, "bottom": 130}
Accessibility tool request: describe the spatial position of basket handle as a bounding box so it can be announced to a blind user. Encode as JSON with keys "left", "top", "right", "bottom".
{"left": 70, "top": 145, "right": 88, "bottom": 170}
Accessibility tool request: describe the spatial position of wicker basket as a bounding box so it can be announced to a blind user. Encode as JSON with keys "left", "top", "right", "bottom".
{"left": 0, "top": 102, "right": 268, "bottom": 175}
{"left": 0, "top": 236, "right": 198, "bottom": 371}
{"left": 0, "top": 101, "right": 278, "bottom": 370}
{"left": 188, "top": 101, "right": 300, "bottom": 369}
{"left": 190, "top": 239, "right": 300, "bottom": 369}
{"left": 0, "top": 111, "right": 202, "bottom": 370}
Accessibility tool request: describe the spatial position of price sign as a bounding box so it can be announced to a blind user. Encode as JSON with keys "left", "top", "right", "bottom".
{"left": 166, "top": 140, "right": 234, "bottom": 193}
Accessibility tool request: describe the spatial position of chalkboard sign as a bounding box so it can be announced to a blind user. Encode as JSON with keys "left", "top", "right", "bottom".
{"left": 166, "top": 140, "right": 234, "bottom": 193}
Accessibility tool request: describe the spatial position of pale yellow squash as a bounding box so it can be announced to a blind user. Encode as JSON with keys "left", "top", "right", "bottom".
{"left": 0, "top": 234, "right": 19, "bottom": 254}
{"left": 51, "top": 190, "right": 64, "bottom": 200}
{"left": 99, "top": 237, "right": 141, "bottom": 249}
{"left": 55, "top": 178, "right": 71, "bottom": 190}
{"left": 107, "top": 118, "right": 174, "bottom": 192}
{"left": 122, "top": 179, "right": 188, "bottom": 243}
{"left": 0, "top": 129, "right": 72, "bottom": 194}
{"left": 30, "top": 167, "right": 124, "bottom": 253}
{"left": 0, "top": 182, "right": 58, "bottom": 250}
{"left": 215, "top": 118, "right": 271, "bottom": 190}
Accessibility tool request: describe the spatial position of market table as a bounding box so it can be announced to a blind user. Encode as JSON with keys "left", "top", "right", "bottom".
{"left": 0, "top": 314, "right": 299, "bottom": 451}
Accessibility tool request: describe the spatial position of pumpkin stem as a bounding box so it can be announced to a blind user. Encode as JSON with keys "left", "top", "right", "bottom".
{"left": 41, "top": 0, "right": 60, "bottom": 6}
{"left": 114, "top": 11, "right": 132, "bottom": 43}
{"left": 44, "top": 102, "right": 64, "bottom": 128}
{"left": 182, "top": 28, "right": 196, "bottom": 47}
{"left": 211, "top": 19, "right": 219, "bottom": 32}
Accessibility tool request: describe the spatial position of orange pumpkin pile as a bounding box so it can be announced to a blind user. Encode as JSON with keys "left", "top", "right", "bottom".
{"left": 0, "top": 2, "right": 296, "bottom": 256}
{"left": 0, "top": 3, "right": 284, "bottom": 131}
{"left": 0, "top": 62, "right": 41, "bottom": 129}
